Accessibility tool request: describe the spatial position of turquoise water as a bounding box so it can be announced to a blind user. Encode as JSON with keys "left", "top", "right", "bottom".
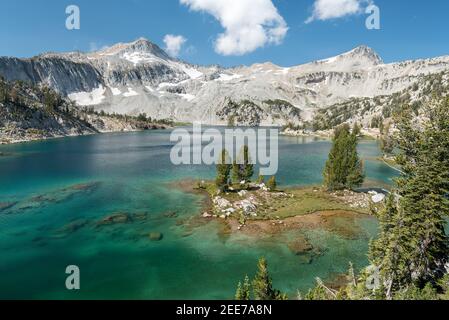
{"left": 0, "top": 129, "right": 398, "bottom": 299}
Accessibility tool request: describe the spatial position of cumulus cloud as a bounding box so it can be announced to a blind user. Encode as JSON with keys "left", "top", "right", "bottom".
{"left": 180, "top": 0, "right": 288, "bottom": 56}
{"left": 306, "top": 0, "right": 372, "bottom": 23}
{"left": 163, "top": 34, "right": 187, "bottom": 57}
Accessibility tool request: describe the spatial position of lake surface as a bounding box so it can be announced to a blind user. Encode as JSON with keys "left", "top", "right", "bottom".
{"left": 0, "top": 129, "right": 398, "bottom": 299}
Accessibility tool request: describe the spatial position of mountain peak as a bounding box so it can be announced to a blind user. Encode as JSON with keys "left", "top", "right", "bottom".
{"left": 345, "top": 45, "right": 383, "bottom": 65}
{"left": 318, "top": 45, "right": 383, "bottom": 68}
{"left": 96, "top": 38, "right": 170, "bottom": 60}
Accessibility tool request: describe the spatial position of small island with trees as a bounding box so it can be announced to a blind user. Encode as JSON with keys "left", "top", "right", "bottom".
{"left": 195, "top": 121, "right": 374, "bottom": 229}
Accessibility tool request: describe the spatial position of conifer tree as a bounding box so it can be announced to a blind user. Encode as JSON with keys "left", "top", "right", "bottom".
{"left": 232, "top": 160, "right": 240, "bottom": 184}
{"left": 323, "top": 124, "right": 365, "bottom": 190}
{"left": 252, "top": 257, "right": 286, "bottom": 300}
{"left": 380, "top": 121, "right": 394, "bottom": 156}
{"left": 216, "top": 149, "right": 231, "bottom": 189}
{"left": 352, "top": 122, "right": 361, "bottom": 136}
{"left": 231, "top": 146, "right": 254, "bottom": 186}
{"left": 235, "top": 275, "right": 251, "bottom": 300}
{"left": 369, "top": 101, "right": 449, "bottom": 298}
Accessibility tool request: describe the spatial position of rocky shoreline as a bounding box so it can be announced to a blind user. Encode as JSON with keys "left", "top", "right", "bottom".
{"left": 0, "top": 116, "right": 170, "bottom": 145}
{"left": 281, "top": 127, "right": 380, "bottom": 140}
{"left": 171, "top": 179, "right": 386, "bottom": 240}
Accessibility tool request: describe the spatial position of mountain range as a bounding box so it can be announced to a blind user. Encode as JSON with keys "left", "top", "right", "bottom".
{"left": 1, "top": 38, "right": 449, "bottom": 127}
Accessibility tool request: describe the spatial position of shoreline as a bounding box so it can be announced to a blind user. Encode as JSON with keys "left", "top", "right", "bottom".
{"left": 281, "top": 127, "right": 380, "bottom": 140}
{"left": 1, "top": 122, "right": 382, "bottom": 146}
{"left": 0, "top": 126, "right": 171, "bottom": 146}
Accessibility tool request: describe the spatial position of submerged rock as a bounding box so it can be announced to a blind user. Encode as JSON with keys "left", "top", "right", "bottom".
{"left": 149, "top": 232, "right": 163, "bottom": 241}
{"left": 97, "top": 213, "right": 132, "bottom": 226}
{"left": 288, "top": 235, "right": 314, "bottom": 255}
{"left": 56, "top": 219, "right": 88, "bottom": 236}
{"left": 132, "top": 212, "right": 149, "bottom": 221}
{"left": 0, "top": 202, "right": 17, "bottom": 212}
{"left": 13, "top": 182, "right": 102, "bottom": 214}
{"left": 162, "top": 211, "right": 178, "bottom": 218}
{"left": 68, "top": 182, "right": 100, "bottom": 192}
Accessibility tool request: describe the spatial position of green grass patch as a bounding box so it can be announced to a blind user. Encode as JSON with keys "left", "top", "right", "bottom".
{"left": 197, "top": 181, "right": 366, "bottom": 221}
{"left": 264, "top": 187, "right": 362, "bottom": 219}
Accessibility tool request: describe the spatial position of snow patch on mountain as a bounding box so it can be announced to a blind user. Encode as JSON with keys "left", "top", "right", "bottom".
{"left": 216, "top": 73, "right": 242, "bottom": 82}
{"left": 111, "top": 87, "right": 121, "bottom": 96}
{"left": 123, "top": 88, "right": 139, "bottom": 97}
{"left": 68, "top": 86, "right": 106, "bottom": 106}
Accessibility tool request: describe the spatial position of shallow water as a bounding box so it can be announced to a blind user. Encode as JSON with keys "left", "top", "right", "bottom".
{"left": 0, "top": 129, "right": 397, "bottom": 299}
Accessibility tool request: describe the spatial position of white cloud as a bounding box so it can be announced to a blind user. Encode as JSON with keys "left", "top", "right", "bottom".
{"left": 163, "top": 34, "right": 187, "bottom": 57}
{"left": 180, "top": 0, "right": 288, "bottom": 56}
{"left": 306, "top": 0, "right": 372, "bottom": 23}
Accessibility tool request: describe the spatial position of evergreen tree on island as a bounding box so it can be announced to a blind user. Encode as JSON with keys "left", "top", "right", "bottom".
{"left": 216, "top": 149, "right": 231, "bottom": 190}
{"left": 323, "top": 124, "right": 365, "bottom": 191}
{"left": 232, "top": 146, "right": 254, "bottom": 187}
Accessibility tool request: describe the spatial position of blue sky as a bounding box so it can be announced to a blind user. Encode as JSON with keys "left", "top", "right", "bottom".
{"left": 0, "top": 0, "right": 448, "bottom": 67}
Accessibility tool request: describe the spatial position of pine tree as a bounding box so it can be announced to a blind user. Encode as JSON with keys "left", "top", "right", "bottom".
{"left": 0, "top": 78, "right": 8, "bottom": 103}
{"left": 235, "top": 276, "right": 251, "bottom": 300}
{"left": 252, "top": 257, "right": 286, "bottom": 300}
{"left": 232, "top": 146, "right": 254, "bottom": 186}
{"left": 216, "top": 149, "right": 231, "bottom": 189}
{"left": 369, "top": 100, "right": 449, "bottom": 298}
{"left": 380, "top": 121, "right": 394, "bottom": 156}
{"left": 242, "top": 145, "right": 254, "bottom": 182}
{"left": 323, "top": 124, "right": 365, "bottom": 190}
{"left": 232, "top": 160, "right": 240, "bottom": 184}
{"left": 352, "top": 122, "right": 361, "bottom": 136}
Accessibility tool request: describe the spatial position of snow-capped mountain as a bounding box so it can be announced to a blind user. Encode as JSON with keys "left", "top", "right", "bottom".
{"left": 0, "top": 38, "right": 448, "bottom": 125}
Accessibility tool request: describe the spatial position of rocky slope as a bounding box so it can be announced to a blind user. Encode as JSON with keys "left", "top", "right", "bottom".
{"left": 311, "top": 71, "right": 449, "bottom": 132}
{"left": 1, "top": 38, "right": 448, "bottom": 127}
{"left": 0, "top": 78, "right": 168, "bottom": 144}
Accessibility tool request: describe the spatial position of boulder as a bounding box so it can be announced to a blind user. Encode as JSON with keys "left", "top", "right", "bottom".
{"left": 372, "top": 193, "right": 386, "bottom": 203}
{"left": 149, "top": 232, "right": 163, "bottom": 241}
{"left": 213, "top": 197, "right": 232, "bottom": 209}
{"left": 238, "top": 200, "right": 257, "bottom": 214}
{"left": 238, "top": 190, "right": 248, "bottom": 197}
{"left": 97, "top": 213, "right": 131, "bottom": 226}
{"left": 202, "top": 212, "right": 212, "bottom": 218}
